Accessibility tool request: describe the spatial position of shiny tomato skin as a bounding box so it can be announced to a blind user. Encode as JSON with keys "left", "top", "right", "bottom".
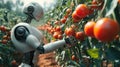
{"left": 75, "top": 4, "right": 89, "bottom": 18}
{"left": 65, "top": 27, "right": 75, "bottom": 36}
{"left": 72, "top": 11, "right": 81, "bottom": 20}
{"left": 84, "top": 21, "right": 96, "bottom": 38}
{"left": 94, "top": 18, "right": 120, "bottom": 42}
{"left": 53, "top": 31, "right": 61, "bottom": 39}
{"left": 75, "top": 31, "right": 85, "bottom": 41}
{"left": 61, "top": 17, "right": 67, "bottom": 24}
{"left": 55, "top": 26, "right": 61, "bottom": 31}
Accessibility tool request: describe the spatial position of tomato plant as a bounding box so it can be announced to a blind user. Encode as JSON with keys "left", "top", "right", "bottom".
{"left": 42, "top": 0, "right": 120, "bottom": 67}
{"left": 1, "top": 0, "right": 120, "bottom": 67}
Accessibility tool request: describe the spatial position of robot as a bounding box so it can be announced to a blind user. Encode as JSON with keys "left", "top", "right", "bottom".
{"left": 10, "top": 2, "right": 77, "bottom": 67}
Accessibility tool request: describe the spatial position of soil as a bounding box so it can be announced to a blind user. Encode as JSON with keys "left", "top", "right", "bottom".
{"left": 37, "top": 52, "right": 60, "bottom": 67}
{"left": 36, "top": 35, "right": 60, "bottom": 67}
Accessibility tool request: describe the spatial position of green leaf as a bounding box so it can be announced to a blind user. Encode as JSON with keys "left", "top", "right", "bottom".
{"left": 102, "top": 0, "right": 118, "bottom": 17}
{"left": 87, "top": 48, "right": 99, "bottom": 59}
{"left": 105, "top": 0, "right": 118, "bottom": 16}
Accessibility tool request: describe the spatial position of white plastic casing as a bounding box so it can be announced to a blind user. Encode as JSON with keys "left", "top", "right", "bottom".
{"left": 11, "top": 23, "right": 44, "bottom": 53}
{"left": 23, "top": 2, "right": 44, "bottom": 21}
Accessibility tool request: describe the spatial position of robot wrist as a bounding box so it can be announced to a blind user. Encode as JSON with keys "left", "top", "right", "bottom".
{"left": 64, "top": 36, "right": 78, "bottom": 47}
{"left": 36, "top": 44, "right": 45, "bottom": 54}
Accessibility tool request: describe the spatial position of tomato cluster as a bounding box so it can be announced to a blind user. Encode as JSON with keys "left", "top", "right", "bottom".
{"left": 72, "top": 4, "right": 89, "bottom": 23}
{"left": 84, "top": 18, "right": 120, "bottom": 42}
{"left": 0, "top": 25, "right": 11, "bottom": 44}
{"left": 39, "top": 0, "right": 120, "bottom": 66}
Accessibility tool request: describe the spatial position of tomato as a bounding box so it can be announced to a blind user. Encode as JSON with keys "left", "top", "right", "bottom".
{"left": 64, "top": 14, "right": 68, "bottom": 19}
{"left": 84, "top": 21, "right": 96, "bottom": 38}
{"left": 0, "top": 25, "right": 6, "bottom": 32}
{"left": 1, "top": 39, "right": 7, "bottom": 44}
{"left": 57, "top": 34, "right": 63, "bottom": 39}
{"left": 71, "top": 55, "right": 79, "bottom": 62}
{"left": 118, "top": 0, "right": 120, "bottom": 4}
{"left": 73, "top": 19, "right": 81, "bottom": 23}
{"left": 75, "top": 4, "right": 89, "bottom": 18}
{"left": 55, "top": 26, "right": 61, "bottom": 31}
{"left": 94, "top": 18, "right": 120, "bottom": 42}
{"left": 11, "top": 60, "right": 18, "bottom": 67}
{"left": 75, "top": 31, "right": 85, "bottom": 41}
{"left": 53, "top": 31, "right": 61, "bottom": 39}
{"left": 65, "top": 27, "right": 75, "bottom": 36}
{"left": 72, "top": 11, "right": 81, "bottom": 20}
{"left": 60, "top": 17, "right": 67, "bottom": 23}
{"left": 66, "top": 8, "right": 72, "bottom": 15}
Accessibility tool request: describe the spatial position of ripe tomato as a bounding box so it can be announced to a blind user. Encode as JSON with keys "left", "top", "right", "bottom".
{"left": 57, "top": 34, "right": 63, "bottom": 39}
{"left": 11, "top": 60, "right": 18, "bottom": 67}
{"left": 55, "top": 26, "right": 61, "bottom": 31}
{"left": 1, "top": 39, "right": 7, "bottom": 44}
{"left": 73, "top": 19, "right": 81, "bottom": 23}
{"left": 71, "top": 55, "right": 79, "bottom": 62}
{"left": 72, "top": 11, "right": 81, "bottom": 20}
{"left": 75, "top": 4, "right": 89, "bottom": 18}
{"left": 64, "top": 14, "right": 68, "bottom": 19}
{"left": 75, "top": 31, "right": 86, "bottom": 41}
{"left": 118, "top": 0, "right": 120, "bottom": 4}
{"left": 84, "top": 21, "right": 96, "bottom": 38}
{"left": 60, "top": 17, "right": 67, "bottom": 24}
{"left": 53, "top": 31, "right": 61, "bottom": 39}
{"left": 65, "top": 27, "right": 75, "bottom": 36}
{"left": 94, "top": 18, "right": 120, "bottom": 42}
{"left": 0, "top": 25, "right": 6, "bottom": 32}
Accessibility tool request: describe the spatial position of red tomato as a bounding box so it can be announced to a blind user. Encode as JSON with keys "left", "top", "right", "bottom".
{"left": 73, "top": 19, "right": 81, "bottom": 23}
{"left": 55, "top": 26, "right": 61, "bottom": 31}
{"left": 119, "top": 0, "right": 120, "bottom": 4}
{"left": 72, "top": 11, "right": 81, "bottom": 20}
{"left": 57, "top": 34, "right": 63, "bottom": 39}
{"left": 94, "top": 18, "right": 120, "bottom": 42}
{"left": 0, "top": 25, "right": 6, "bottom": 32}
{"left": 53, "top": 32, "right": 60, "bottom": 39}
{"left": 65, "top": 27, "right": 75, "bottom": 36}
{"left": 75, "top": 4, "right": 89, "bottom": 18}
{"left": 84, "top": 21, "right": 96, "bottom": 38}
{"left": 61, "top": 17, "right": 67, "bottom": 24}
{"left": 75, "top": 31, "right": 85, "bottom": 41}
{"left": 71, "top": 55, "right": 79, "bottom": 62}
